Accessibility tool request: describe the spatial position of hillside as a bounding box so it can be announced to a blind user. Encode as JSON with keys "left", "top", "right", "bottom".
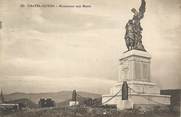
{"left": 4, "top": 91, "right": 101, "bottom": 104}
{"left": 6, "top": 98, "right": 37, "bottom": 108}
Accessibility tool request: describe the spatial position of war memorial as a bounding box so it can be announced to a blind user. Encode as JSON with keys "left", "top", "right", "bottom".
{"left": 102, "top": 0, "right": 170, "bottom": 110}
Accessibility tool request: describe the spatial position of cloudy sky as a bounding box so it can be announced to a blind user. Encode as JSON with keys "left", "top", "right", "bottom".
{"left": 0, "top": 0, "right": 181, "bottom": 94}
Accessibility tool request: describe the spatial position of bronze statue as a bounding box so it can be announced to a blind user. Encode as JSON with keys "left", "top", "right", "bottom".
{"left": 124, "top": 0, "right": 146, "bottom": 51}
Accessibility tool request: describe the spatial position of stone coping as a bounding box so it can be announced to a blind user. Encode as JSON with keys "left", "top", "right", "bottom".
{"left": 102, "top": 94, "right": 170, "bottom": 98}
{"left": 115, "top": 81, "right": 157, "bottom": 86}
{"left": 120, "top": 50, "right": 151, "bottom": 60}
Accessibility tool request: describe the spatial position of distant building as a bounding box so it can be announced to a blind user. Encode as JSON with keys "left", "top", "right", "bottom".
{"left": 161, "top": 89, "right": 181, "bottom": 117}
{"left": 0, "top": 89, "right": 20, "bottom": 112}
{"left": 0, "top": 103, "right": 19, "bottom": 112}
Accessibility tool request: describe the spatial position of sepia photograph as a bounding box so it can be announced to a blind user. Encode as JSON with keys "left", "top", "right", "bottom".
{"left": 0, "top": 0, "right": 181, "bottom": 117}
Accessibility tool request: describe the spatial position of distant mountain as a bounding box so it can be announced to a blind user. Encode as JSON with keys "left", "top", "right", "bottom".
{"left": 4, "top": 91, "right": 101, "bottom": 104}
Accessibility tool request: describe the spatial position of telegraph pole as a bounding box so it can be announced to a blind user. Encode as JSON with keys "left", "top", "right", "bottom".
{"left": 0, "top": 89, "right": 4, "bottom": 103}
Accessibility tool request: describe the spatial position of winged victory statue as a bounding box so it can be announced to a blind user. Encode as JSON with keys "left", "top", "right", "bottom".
{"left": 124, "top": 0, "right": 146, "bottom": 51}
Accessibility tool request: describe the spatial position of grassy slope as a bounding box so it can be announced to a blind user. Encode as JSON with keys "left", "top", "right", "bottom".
{"left": 3, "top": 107, "right": 178, "bottom": 117}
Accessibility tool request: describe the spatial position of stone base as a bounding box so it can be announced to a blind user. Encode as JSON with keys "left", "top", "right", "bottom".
{"left": 117, "top": 100, "right": 133, "bottom": 110}
{"left": 102, "top": 94, "right": 170, "bottom": 110}
{"left": 69, "top": 101, "right": 79, "bottom": 106}
{"left": 102, "top": 81, "right": 170, "bottom": 110}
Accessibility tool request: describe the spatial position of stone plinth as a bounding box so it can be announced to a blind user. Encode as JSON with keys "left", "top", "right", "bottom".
{"left": 69, "top": 101, "right": 79, "bottom": 106}
{"left": 102, "top": 50, "right": 170, "bottom": 110}
{"left": 119, "top": 50, "right": 151, "bottom": 82}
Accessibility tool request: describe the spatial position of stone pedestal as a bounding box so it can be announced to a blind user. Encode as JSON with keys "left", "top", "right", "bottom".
{"left": 118, "top": 50, "right": 151, "bottom": 82}
{"left": 117, "top": 100, "right": 133, "bottom": 110}
{"left": 69, "top": 101, "right": 79, "bottom": 106}
{"left": 102, "top": 50, "right": 170, "bottom": 110}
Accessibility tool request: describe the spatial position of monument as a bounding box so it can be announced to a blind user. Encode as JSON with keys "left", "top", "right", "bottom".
{"left": 69, "top": 90, "right": 79, "bottom": 106}
{"left": 102, "top": 0, "right": 170, "bottom": 110}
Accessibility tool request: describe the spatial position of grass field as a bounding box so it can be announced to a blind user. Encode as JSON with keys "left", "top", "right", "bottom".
{"left": 1, "top": 106, "right": 179, "bottom": 117}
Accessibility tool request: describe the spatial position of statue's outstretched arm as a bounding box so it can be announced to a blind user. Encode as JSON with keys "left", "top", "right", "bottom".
{"left": 139, "top": 0, "right": 146, "bottom": 19}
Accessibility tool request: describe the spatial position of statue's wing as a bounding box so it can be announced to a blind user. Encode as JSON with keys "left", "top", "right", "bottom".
{"left": 139, "top": 0, "right": 146, "bottom": 19}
